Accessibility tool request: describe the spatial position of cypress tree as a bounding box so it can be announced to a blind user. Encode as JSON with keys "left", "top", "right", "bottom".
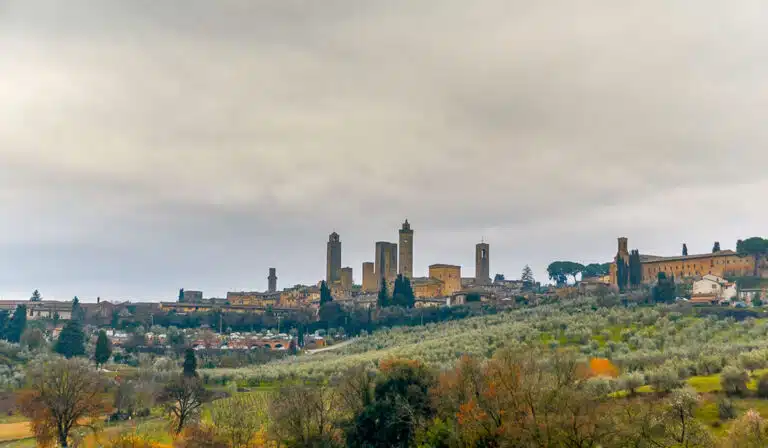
{"left": 628, "top": 250, "right": 643, "bottom": 287}
{"left": 377, "top": 281, "right": 390, "bottom": 308}
{"left": 55, "top": 320, "right": 86, "bottom": 358}
{"left": 94, "top": 330, "right": 112, "bottom": 366}
{"left": 5, "top": 305, "right": 27, "bottom": 343}
{"left": 319, "top": 281, "right": 333, "bottom": 306}
{"left": 712, "top": 242, "right": 721, "bottom": 253}
{"left": 682, "top": 244, "right": 688, "bottom": 256}
{"left": 183, "top": 348, "right": 198, "bottom": 377}
{"left": 616, "top": 259, "right": 628, "bottom": 292}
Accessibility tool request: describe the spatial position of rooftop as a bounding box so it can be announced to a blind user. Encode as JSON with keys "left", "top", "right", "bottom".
{"left": 640, "top": 250, "right": 739, "bottom": 264}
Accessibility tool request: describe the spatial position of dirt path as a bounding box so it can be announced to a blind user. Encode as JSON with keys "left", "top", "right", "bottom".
{"left": 0, "top": 421, "right": 32, "bottom": 442}
{"left": 305, "top": 338, "right": 357, "bottom": 355}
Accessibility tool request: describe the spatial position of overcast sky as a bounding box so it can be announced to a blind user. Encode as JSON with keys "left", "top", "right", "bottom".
{"left": 1, "top": 1, "right": 766, "bottom": 301}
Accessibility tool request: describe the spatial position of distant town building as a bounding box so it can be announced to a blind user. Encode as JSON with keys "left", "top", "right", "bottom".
{"left": 327, "top": 232, "right": 342, "bottom": 285}
{"left": 182, "top": 290, "right": 203, "bottom": 303}
{"left": 475, "top": 242, "right": 490, "bottom": 286}
{"left": 399, "top": 219, "right": 414, "bottom": 279}
{"left": 362, "top": 262, "right": 376, "bottom": 292}
{"left": 609, "top": 237, "right": 758, "bottom": 286}
{"left": 268, "top": 268, "right": 278, "bottom": 293}
{"left": 226, "top": 291, "right": 282, "bottom": 307}
{"left": 340, "top": 267, "right": 353, "bottom": 291}
{"left": 0, "top": 300, "right": 73, "bottom": 320}
{"left": 430, "top": 264, "right": 462, "bottom": 296}
{"left": 375, "top": 241, "right": 398, "bottom": 287}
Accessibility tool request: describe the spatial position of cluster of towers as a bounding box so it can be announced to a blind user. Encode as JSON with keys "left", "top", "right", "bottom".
{"left": 325, "top": 220, "right": 492, "bottom": 294}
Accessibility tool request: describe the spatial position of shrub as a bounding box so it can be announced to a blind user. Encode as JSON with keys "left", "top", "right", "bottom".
{"left": 648, "top": 367, "right": 682, "bottom": 393}
{"left": 718, "top": 397, "right": 737, "bottom": 420}
{"left": 756, "top": 374, "right": 768, "bottom": 399}
{"left": 619, "top": 371, "right": 645, "bottom": 396}
{"left": 696, "top": 355, "right": 724, "bottom": 376}
{"left": 739, "top": 351, "right": 767, "bottom": 372}
{"left": 721, "top": 366, "right": 750, "bottom": 397}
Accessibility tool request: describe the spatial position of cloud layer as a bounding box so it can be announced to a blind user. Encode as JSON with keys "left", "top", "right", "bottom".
{"left": 1, "top": 0, "right": 766, "bottom": 300}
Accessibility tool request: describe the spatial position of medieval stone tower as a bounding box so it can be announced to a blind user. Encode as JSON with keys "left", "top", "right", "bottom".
{"left": 616, "top": 237, "right": 630, "bottom": 264}
{"left": 475, "top": 242, "right": 490, "bottom": 285}
{"left": 268, "top": 268, "right": 277, "bottom": 293}
{"left": 375, "top": 241, "right": 397, "bottom": 287}
{"left": 362, "top": 262, "right": 376, "bottom": 292}
{"left": 399, "top": 219, "right": 414, "bottom": 278}
{"left": 327, "top": 232, "right": 342, "bottom": 284}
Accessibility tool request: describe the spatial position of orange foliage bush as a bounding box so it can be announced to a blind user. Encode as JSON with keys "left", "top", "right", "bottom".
{"left": 588, "top": 358, "right": 619, "bottom": 378}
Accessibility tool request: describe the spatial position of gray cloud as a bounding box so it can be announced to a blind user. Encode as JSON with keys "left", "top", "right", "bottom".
{"left": 1, "top": 0, "right": 766, "bottom": 300}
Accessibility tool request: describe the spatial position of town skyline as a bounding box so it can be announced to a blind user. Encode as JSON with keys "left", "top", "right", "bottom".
{"left": 0, "top": 225, "right": 762, "bottom": 302}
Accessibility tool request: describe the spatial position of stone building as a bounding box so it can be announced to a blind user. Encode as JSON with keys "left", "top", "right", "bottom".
{"left": 475, "top": 242, "right": 490, "bottom": 285}
{"left": 327, "top": 232, "right": 342, "bottom": 285}
{"left": 0, "top": 300, "right": 73, "bottom": 320}
{"left": 399, "top": 220, "right": 414, "bottom": 279}
{"left": 362, "top": 262, "right": 376, "bottom": 292}
{"left": 268, "top": 268, "right": 278, "bottom": 293}
{"left": 375, "top": 241, "right": 398, "bottom": 287}
{"left": 226, "top": 291, "right": 282, "bottom": 307}
{"left": 609, "top": 237, "right": 757, "bottom": 286}
{"left": 182, "top": 290, "right": 203, "bottom": 302}
{"left": 340, "top": 267, "right": 353, "bottom": 291}
{"left": 412, "top": 277, "right": 444, "bottom": 298}
{"left": 429, "top": 264, "right": 462, "bottom": 296}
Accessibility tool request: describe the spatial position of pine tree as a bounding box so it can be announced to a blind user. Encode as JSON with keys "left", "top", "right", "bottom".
{"left": 55, "top": 320, "right": 86, "bottom": 358}
{"left": 71, "top": 296, "right": 85, "bottom": 322}
{"left": 319, "top": 281, "right": 333, "bottom": 306}
{"left": 682, "top": 244, "right": 688, "bottom": 256}
{"left": 713, "top": 242, "right": 721, "bottom": 253}
{"left": 94, "top": 330, "right": 112, "bottom": 366}
{"left": 178, "top": 288, "right": 185, "bottom": 302}
{"left": 30, "top": 290, "right": 42, "bottom": 302}
{"left": 183, "top": 348, "right": 198, "bottom": 377}
{"left": 521, "top": 265, "right": 535, "bottom": 290}
{"left": 377, "top": 281, "right": 390, "bottom": 308}
{"left": 5, "top": 305, "right": 27, "bottom": 343}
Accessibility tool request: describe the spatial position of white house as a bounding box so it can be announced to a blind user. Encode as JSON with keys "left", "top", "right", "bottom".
{"left": 692, "top": 275, "right": 737, "bottom": 301}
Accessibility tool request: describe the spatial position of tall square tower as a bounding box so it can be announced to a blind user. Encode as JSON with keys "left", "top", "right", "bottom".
{"left": 475, "top": 242, "right": 490, "bottom": 285}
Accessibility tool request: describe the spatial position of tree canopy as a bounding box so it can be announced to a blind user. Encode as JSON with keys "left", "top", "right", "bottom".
{"left": 682, "top": 244, "right": 689, "bottom": 256}
{"left": 30, "top": 290, "right": 42, "bottom": 302}
{"left": 582, "top": 263, "right": 610, "bottom": 279}
{"left": 712, "top": 241, "right": 721, "bottom": 253}
{"left": 55, "top": 320, "right": 86, "bottom": 358}
{"left": 737, "top": 237, "right": 768, "bottom": 276}
{"left": 547, "top": 261, "right": 584, "bottom": 286}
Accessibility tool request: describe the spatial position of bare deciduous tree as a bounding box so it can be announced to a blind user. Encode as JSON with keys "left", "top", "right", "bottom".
{"left": 18, "top": 357, "right": 108, "bottom": 447}
{"left": 269, "top": 384, "right": 340, "bottom": 447}
{"left": 162, "top": 374, "right": 208, "bottom": 435}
